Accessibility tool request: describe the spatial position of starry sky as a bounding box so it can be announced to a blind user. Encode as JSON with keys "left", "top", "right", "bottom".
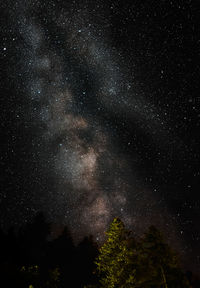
{"left": 1, "top": 0, "right": 200, "bottom": 273}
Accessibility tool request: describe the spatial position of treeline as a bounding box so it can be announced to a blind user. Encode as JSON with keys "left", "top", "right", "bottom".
{"left": 0, "top": 213, "right": 97, "bottom": 287}
{"left": 0, "top": 214, "right": 199, "bottom": 287}
{"left": 85, "top": 218, "right": 197, "bottom": 288}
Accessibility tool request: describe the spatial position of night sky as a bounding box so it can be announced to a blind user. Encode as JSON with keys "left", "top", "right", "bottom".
{"left": 1, "top": 0, "right": 200, "bottom": 274}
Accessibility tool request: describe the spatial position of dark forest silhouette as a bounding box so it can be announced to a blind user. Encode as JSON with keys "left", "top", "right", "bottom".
{"left": 0, "top": 213, "right": 199, "bottom": 288}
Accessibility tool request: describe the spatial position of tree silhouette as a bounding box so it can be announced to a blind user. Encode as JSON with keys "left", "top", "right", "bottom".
{"left": 18, "top": 212, "right": 50, "bottom": 265}
{"left": 86, "top": 219, "right": 191, "bottom": 288}
{"left": 0, "top": 214, "right": 194, "bottom": 287}
{"left": 134, "top": 226, "right": 190, "bottom": 287}
{"left": 76, "top": 235, "right": 98, "bottom": 287}
{"left": 47, "top": 226, "right": 75, "bottom": 287}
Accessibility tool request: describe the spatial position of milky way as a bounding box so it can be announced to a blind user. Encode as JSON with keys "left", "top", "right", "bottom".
{"left": 14, "top": 2, "right": 174, "bottom": 239}
{"left": 1, "top": 0, "right": 200, "bottom": 272}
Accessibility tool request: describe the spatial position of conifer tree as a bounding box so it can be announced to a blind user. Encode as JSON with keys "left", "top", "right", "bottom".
{"left": 135, "top": 226, "right": 190, "bottom": 288}
{"left": 85, "top": 220, "right": 190, "bottom": 288}
{"left": 95, "top": 218, "right": 136, "bottom": 288}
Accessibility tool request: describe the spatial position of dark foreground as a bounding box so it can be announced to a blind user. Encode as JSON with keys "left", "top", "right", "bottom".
{"left": 0, "top": 214, "right": 199, "bottom": 288}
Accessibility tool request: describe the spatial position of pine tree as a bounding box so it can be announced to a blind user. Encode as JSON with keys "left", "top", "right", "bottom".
{"left": 135, "top": 226, "right": 190, "bottom": 288}
{"left": 95, "top": 218, "right": 136, "bottom": 288}
{"left": 85, "top": 220, "right": 190, "bottom": 288}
